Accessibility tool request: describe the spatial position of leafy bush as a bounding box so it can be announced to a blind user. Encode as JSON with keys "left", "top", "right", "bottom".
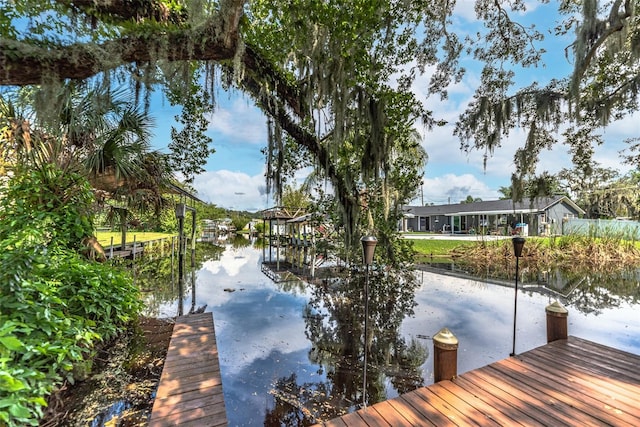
{"left": 0, "top": 166, "right": 141, "bottom": 426}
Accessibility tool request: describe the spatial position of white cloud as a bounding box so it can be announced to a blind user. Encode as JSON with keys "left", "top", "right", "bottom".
{"left": 209, "top": 98, "right": 268, "bottom": 145}
{"left": 193, "top": 170, "right": 270, "bottom": 211}
{"left": 601, "top": 112, "right": 640, "bottom": 143}
{"left": 453, "top": 0, "right": 477, "bottom": 21}
{"left": 202, "top": 250, "right": 249, "bottom": 277}
{"left": 422, "top": 173, "right": 499, "bottom": 204}
{"left": 454, "top": 0, "right": 542, "bottom": 22}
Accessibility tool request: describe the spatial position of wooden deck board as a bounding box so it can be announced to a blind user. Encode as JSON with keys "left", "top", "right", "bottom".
{"left": 399, "top": 390, "right": 457, "bottom": 425}
{"left": 516, "top": 351, "right": 640, "bottom": 419}
{"left": 436, "top": 379, "right": 529, "bottom": 426}
{"left": 450, "top": 376, "right": 544, "bottom": 427}
{"left": 149, "top": 312, "right": 227, "bottom": 427}
{"left": 367, "top": 401, "right": 413, "bottom": 426}
{"left": 386, "top": 397, "right": 438, "bottom": 426}
{"left": 314, "top": 336, "right": 640, "bottom": 426}
{"left": 426, "top": 381, "right": 501, "bottom": 426}
{"left": 531, "top": 346, "right": 640, "bottom": 403}
{"left": 461, "top": 368, "right": 565, "bottom": 426}
{"left": 497, "top": 357, "right": 639, "bottom": 425}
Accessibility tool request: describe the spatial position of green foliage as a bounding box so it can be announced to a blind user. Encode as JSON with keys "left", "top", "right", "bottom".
{"left": 457, "top": 2, "right": 639, "bottom": 185}
{"left": 0, "top": 164, "right": 95, "bottom": 251}
{"left": 254, "top": 222, "right": 265, "bottom": 234}
{"left": 199, "top": 202, "right": 227, "bottom": 221}
{"left": 229, "top": 212, "right": 251, "bottom": 232}
{"left": 558, "top": 133, "right": 640, "bottom": 218}
{"left": 167, "top": 70, "right": 215, "bottom": 184}
{"left": 0, "top": 167, "right": 141, "bottom": 426}
{"left": 280, "top": 185, "right": 310, "bottom": 209}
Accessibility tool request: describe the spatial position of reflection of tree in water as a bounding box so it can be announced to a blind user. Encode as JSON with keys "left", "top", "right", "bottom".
{"left": 231, "top": 234, "right": 252, "bottom": 248}
{"left": 264, "top": 267, "right": 427, "bottom": 425}
{"left": 456, "top": 259, "right": 640, "bottom": 315}
{"left": 552, "top": 269, "right": 640, "bottom": 315}
{"left": 265, "top": 374, "right": 332, "bottom": 427}
{"left": 275, "top": 277, "right": 308, "bottom": 295}
{"left": 136, "top": 242, "right": 224, "bottom": 315}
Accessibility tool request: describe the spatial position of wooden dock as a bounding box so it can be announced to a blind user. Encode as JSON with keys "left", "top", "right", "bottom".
{"left": 105, "top": 247, "right": 145, "bottom": 259}
{"left": 316, "top": 336, "right": 640, "bottom": 426}
{"left": 149, "top": 313, "right": 227, "bottom": 427}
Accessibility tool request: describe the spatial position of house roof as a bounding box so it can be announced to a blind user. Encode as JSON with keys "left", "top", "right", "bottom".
{"left": 261, "top": 206, "right": 307, "bottom": 220}
{"left": 404, "top": 196, "right": 585, "bottom": 216}
{"left": 287, "top": 213, "right": 313, "bottom": 223}
{"left": 166, "top": 182, "right": 204, "bottom": 204}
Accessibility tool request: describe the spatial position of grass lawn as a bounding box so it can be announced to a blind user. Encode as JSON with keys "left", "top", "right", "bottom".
{"left": 409, "top": 238, "right": 476, "bottom": 262}
{"left": 95, "top": 231, "right": 177, "bottom": 247}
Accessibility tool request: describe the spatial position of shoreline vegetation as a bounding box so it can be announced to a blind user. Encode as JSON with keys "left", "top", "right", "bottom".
{"left": 410, "top": 234, "right": 640, "bottom": 272}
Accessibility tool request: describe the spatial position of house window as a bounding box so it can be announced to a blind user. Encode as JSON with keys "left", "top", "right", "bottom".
{"left": 539, "top": 214, "right": 547, "bottom": 224}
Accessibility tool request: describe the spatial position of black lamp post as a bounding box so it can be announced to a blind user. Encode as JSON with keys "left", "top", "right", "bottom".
{"left": 175, "top": 203, "right": 186, "bottom": 316}
{"left": 360, "top": 235, "right": 377, "bottom": 409}
{"left": 510, "top": 236, "right": 525, "bottom": 356}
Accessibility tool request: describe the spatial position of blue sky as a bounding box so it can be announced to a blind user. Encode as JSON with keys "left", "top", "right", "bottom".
{"left": 149, "top": 1, "right": 639, "bottom": 211}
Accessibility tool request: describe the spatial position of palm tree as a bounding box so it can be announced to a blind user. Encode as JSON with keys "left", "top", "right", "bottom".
{"left": 1, "top": 84, "right": 174, "bottom": 253}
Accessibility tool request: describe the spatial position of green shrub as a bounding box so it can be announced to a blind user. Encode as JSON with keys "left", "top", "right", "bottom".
{"left": 0, "top": 166, "right": 141, "bottom": 426}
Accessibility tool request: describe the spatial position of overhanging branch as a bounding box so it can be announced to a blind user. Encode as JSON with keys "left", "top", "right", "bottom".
{"left": 0, "top": 28, "right": 236, "bottom": 86}
{"left": 241, "top": 74, "right": 359, "bottom": 238}
{"left": 1, "top": 0, "right": 249, "bottom": 86}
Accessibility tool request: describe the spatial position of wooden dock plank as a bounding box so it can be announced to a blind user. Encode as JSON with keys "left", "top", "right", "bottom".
{"left": 438, "top": 378, "right": 531, "bottom": 426}
{"left": 413, "top": 387, "right": 482, "bottom": 426}
{"left": 357, "top": 407, "right": 391, "bottom": 427}
{"left": 149, "top": 312, "right": 227, "bottom": 427}
{"left": 461, "top": 368, "right": 566, "bottom": 426}
{"left": 334, "top": 411, "right": 370, "bottom": 427}
{"left": 314, "top": 336, "right": 640, "bottom": 426}
{"left": 367, "top": 401, "right": 413, "bottom": 427}
{"left": 531, "top": 345, "right": 640, "bottom": 403}
{"left": 386, "top": 397, "right": 438, "bottom": 426}
{"left": 528, "top": 348, "right": 640, "bottom": 418}
{"left": 426, "top": 381, "right": 502, "bottom": 426}
{"left": 476, "top": 364, "right": 603, "bottom": 426}
{"left": 400, "top": 390, "right": 458, "bottom": 426}
{"left": 498, "top": 356, "right": 640, "bottom": 425}
{"left": 450, "top": 376, "right": 544, "bottom": 427}
{"left": 535, "top": 341, "right": 640, "bottom": 385}
{"left": 322, "top": 417, "right": 349, "bottom": 427}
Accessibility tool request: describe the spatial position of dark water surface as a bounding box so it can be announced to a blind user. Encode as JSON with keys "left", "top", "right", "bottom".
{"left": 141, "top": 240, "right": 640, "bottom": 426}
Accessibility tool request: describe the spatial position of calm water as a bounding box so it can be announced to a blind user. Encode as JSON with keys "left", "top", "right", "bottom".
{"left": 141, "top": 239, "right": 640, "bottom": 426}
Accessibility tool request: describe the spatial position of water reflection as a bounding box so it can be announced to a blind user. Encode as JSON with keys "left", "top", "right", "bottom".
{"left": 138, "top": 241, "right": 640, "bottom": 426}
{"left": 299, "top": 267, "right": 427, "bottom": 420}
{"left": 429, "top": 260, "right": 640, "bottom": 315}
{"left": 138, "top": 241, "right": 224, "bottom": 316}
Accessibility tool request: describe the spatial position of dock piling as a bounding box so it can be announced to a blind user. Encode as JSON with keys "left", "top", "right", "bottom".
{"left": 433, "top": 328, "right": 458, "bottom": 382}
{"left": 546, "top": 301, "right": 568, "bottom": 343}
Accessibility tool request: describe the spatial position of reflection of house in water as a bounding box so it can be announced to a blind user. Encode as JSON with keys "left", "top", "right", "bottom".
{"left": 260, "top": 206, "right": 337, "bottom": 282}
{"left": 201, "top": 218, "right": 235, "bottom": 242}
{"left": 243, "top": 219, "right": 261, "bottom": 235}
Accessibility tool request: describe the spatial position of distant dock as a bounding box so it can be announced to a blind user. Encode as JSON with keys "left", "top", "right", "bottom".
{"left": 103, "top": 236, "right": 175, "bottom": 260}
